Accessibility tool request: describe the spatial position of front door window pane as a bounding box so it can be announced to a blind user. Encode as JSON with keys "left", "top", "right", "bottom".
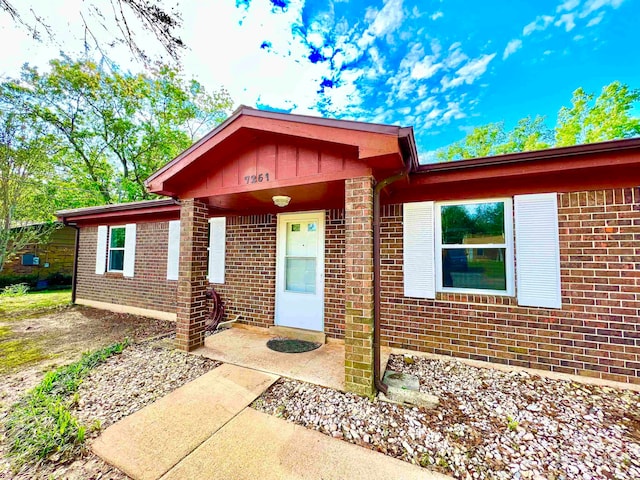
{"left": 286, "top": 258, "right": 316, "bottom": 293}
{"left": 285, "top": 221, "right": 317, "bottom": 294}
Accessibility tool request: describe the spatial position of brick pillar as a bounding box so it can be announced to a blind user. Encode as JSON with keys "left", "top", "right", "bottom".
{"left": 344, "top": 176, "right": 375, "bottom": 397}
{"left": 176, "top": 199, "right": 208, "bottom": 351}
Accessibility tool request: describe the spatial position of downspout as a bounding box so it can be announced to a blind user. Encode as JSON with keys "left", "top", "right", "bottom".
{"left": 373, "top": 159, "right": 413, "bottom": 396}
{"left": 63, "top": 220, "right": 80, "bottom": 304}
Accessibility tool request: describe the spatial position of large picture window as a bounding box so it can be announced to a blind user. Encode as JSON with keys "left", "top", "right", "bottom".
{"left": 108, "top": 226, "right": 126, "bottom": 272}
{"left": 436, "top": 199, "right": 513, "bottom": 295}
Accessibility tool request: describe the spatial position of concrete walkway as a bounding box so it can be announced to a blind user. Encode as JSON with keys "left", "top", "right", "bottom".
{"left": 93, "top": 363, "right": 450, "bottom": 480}
{"left": 193, "top": 327, "right": 392, "bottom": 392}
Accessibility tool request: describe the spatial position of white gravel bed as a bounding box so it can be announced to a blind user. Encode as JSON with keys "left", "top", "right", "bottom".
{"left": 74, "top": 337, "right": 220, "bottom": 431}
{"left": 253, "top": 354, "right": 640, "bottom": 480}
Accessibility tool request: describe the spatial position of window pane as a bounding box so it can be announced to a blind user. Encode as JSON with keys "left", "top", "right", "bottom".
{"left": 109, "top": 249, "right": 124, "bottom": 271}
{"left": 110, "top": 228, "right": 126, "bottom": 248}
{"left": 442, "top": 248, "right": 506, "bottom": 291}
{"left": 441, "top": 202, "right": 505, "bottom": 244}
{"left": 285, "top": 257, "right": 316, "bottom": 293}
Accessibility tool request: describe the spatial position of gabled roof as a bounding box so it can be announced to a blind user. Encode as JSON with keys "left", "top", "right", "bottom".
{"left": 145, "top": 106, "right": 418, "bottom": 196}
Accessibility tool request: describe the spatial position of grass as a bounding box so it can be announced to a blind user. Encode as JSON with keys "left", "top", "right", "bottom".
{"left": 0, "top": 338, "right": 49, "bottom": 374}
{"left": 0, "top": 289, "right": 72, "bottom": 317}
{"left": 4, "top": 339, "right": 129, "bottom": 468}
{"left": 0, "top": 289, "right": 71, "bottom": 373}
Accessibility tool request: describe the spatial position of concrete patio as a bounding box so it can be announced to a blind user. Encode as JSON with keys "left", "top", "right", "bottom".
{"left": 192, "top": 326, "right": 391, "bottom": 392}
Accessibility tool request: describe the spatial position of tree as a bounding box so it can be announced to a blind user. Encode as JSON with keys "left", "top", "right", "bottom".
{"left": 556, "top": 81, "right": 640, "bottom": 146}
{"left": 3, "top": 57, "right": 233, "bottom": 206}
{"left": 437, "top": 123, "right": 506, "bottom": 161}
{"left": 437, "top": 81, "right": 639, "bottom": 161}
{"left": 0, "top": 111, "right": 55, "bottom": 273}
{"left": 1, "top": 0, "right": 185, "bottom": 65}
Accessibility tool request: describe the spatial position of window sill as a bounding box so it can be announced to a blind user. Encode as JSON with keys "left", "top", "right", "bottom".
{"left": 436, "top": 291, "right": 517, "bottom": 305}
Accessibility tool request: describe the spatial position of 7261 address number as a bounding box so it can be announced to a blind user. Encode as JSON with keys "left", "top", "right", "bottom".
{"left": 244, "top": 173, "right": 270, "bottom": 184}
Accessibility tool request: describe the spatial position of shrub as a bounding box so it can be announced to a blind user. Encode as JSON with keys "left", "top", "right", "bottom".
{"left": 46, "top": 273, "right": 72, "bottom": 287}
{"left": 1, "top": 283, "right": 30, "bottom": 297}
{"left": 0, "top": 274, "right": 39, "bottom": 289}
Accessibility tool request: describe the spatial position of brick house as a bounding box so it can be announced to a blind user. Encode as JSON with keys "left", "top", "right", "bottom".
{"left": 57, "top": 107, "right": 640, "bottom": 396}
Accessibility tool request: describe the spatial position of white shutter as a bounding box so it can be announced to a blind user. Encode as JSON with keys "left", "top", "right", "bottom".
{"left": 515, "top": 193, "right": 561, "bottom": 309}
{"left": 95, "top": 225, "right": 108, "bottom": 275}
{"left": 166, "top": 220, "right": 180, "bottom": 280}
{"left": 403, "top": 201, "right": 435, "bottom": 299}
{"left": 123, "top": 223, "right": 137, "bottom": 278}
{"left": 208, "top": 217, "right": 226, "bottom": 284}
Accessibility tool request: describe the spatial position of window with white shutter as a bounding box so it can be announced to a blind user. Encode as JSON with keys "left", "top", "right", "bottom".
{"left": 403, "top": 201, "right": 435, "bottom": 299}
{"left": 515, "top": 193, "right": 561, "bottom": 309}
{"left": 122, "top": 223, "right": 136, "bottom": 277}
{"left": 166, "top": 220, "right": 180, "bottom": 280}
{"left": 208, "top": 217, "right": 226, "bottom": 284}
{"left": 95, "top": 225, "right": 108, "bottom": 274}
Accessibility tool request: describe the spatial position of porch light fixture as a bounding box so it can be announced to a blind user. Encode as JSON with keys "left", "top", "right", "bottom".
{"left": 272, "top": 195, "right": 291, "bottom": 207}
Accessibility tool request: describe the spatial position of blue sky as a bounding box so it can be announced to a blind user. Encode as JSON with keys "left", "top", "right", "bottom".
{"left": 1, "top": 0, "right": 638, "bottom": 159}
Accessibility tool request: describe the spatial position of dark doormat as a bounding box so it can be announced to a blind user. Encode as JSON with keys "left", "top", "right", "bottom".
{"left": 267, "top": 337, "right": 321, "bottom": 353}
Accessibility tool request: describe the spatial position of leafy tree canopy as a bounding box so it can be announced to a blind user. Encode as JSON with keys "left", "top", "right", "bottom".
{"left": 437, "top": 81, "right": 640, "bottom": 161}
{"left": 2, "top": 57, "right": 233, "bottom": 209}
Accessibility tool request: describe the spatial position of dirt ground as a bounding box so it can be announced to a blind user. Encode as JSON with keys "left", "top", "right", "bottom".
{"left": 0, "top": 305, "right": 175, "bottom": 413}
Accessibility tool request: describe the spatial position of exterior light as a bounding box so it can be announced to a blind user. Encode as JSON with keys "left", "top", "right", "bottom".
{"left": 272, "top": 195, "right": 291, "bottom": 207}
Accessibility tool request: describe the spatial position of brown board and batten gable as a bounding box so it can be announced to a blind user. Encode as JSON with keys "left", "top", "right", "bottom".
{"left": 144, "top": 106, "right": 416, "bottom": 212}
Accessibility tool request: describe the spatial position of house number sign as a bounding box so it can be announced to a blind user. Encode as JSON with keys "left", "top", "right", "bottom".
{"left": 244, "top": 172, "right": 271, "bottom": 184}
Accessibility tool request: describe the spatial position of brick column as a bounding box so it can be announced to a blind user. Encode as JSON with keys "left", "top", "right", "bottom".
{"left": 176, "top": 199, "right": 208, "bottom": 351}
{"left": 344, "top": 176, "right": 375, "bottom": 397}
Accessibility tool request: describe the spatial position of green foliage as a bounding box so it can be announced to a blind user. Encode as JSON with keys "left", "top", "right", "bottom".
{"left": 507, "top": 415, "right": 519, "bottom": 431}
{"left": 556, "top": 81, "right": 640, "bottom": 146}
{"left": 2, "top": 56, "right": 233, "bottom": 208}
{"left": 0, "top": 109, "right": 58, "bottom": 272}
{"left": 0, "top": 272, "right": 72, "bottom": 289}
{"left": 437, "top": 81, "right": 639, "bottom": 161}
{"left": 4, "top": 340, "right": 129, "bottom": 467}
{"left": 1, "top": 282, "right": 29, "bottom": 296}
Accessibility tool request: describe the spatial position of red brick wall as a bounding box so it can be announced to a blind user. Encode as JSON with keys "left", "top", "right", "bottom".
{"left": 76, "top": 222, "right": 177, "bottom": 313}
{"left": 324, "top": 209, "right": 345, "bottom": 338}
{"left": 214, "top": 210, "right": 345, "bottom": 339}
{"left": 380, "top": 187, "right": 640, "bottom": 385}
{"left": 214, "top": 214, "right": 277, "bottom": 330}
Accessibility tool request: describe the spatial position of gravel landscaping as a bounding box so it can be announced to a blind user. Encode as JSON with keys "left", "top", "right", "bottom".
{"left": 1, "top": 336, "right": 220, "bottom": 480}
{"left": 253, "top": 354, "right": 640, "bottom": 480}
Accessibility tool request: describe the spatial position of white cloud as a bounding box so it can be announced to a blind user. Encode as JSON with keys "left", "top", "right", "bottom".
{"left": 441, "top": 53, "right": 496, "bottom": 90}
{"left": 430, "top": 11, "right": 443, "bottom": 20}
{"left": 523, "top": 15, "right": 555, "bottom": 35}
{"left": 580, "top": 0, "right": 624, "bottom": 17}
{"left": 440, "top": 101, "right": 466, "bottom": 123}
{"left": 410, "top": 55, "right": 442, "bottom": 79}
{"left": 502, "top": 39, "right": 523, "bottom": 59}
{"left": 443, "top": 42, "right": 468, "bottom": 68}
{"left": 369, "top": 0, "right": 405, "bottom": 37}
{"left": 587, "top": 11, "right": 606, "bottom": 25}
{"left": 555, "top": 13, "right": 576, "bottom": 31}
{"left": 557, "top": 0, "right": 580, "bottom": 12}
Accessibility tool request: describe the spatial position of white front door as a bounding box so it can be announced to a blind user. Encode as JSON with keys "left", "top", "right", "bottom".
{"left": 275, "top": 211, "right": 325, "bottom": 332}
